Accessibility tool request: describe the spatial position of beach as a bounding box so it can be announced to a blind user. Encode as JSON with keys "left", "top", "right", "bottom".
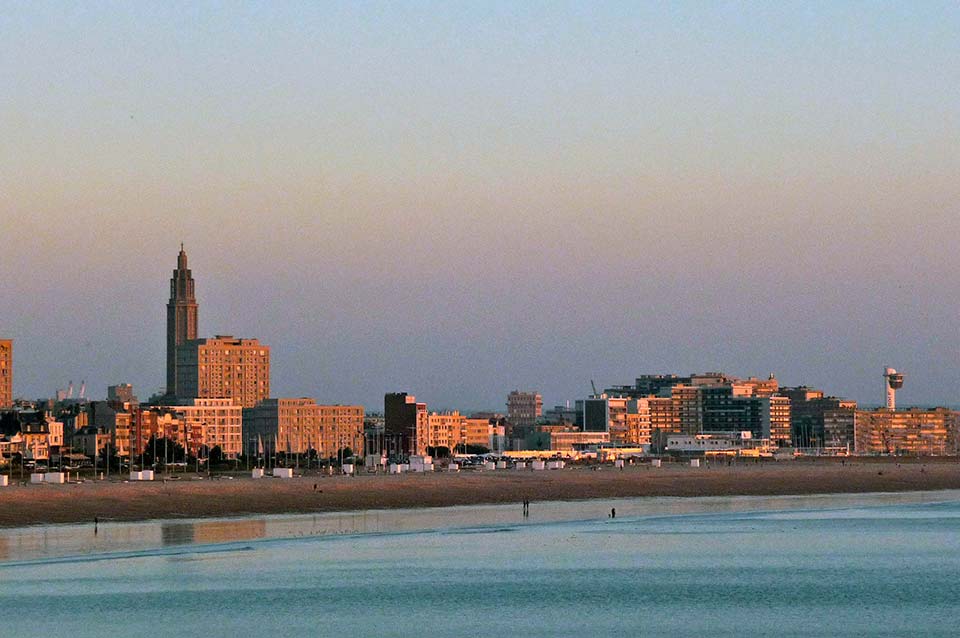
{"left": 1, "top": 458, "right": 959, "bottom": 528}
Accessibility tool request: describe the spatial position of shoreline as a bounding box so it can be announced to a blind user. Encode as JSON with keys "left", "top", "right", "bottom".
{"left": 2, "top": 487, "right": 959, "bottom": 566}
{"left": 1, "top": 458, "right": 959, "bottom": 529}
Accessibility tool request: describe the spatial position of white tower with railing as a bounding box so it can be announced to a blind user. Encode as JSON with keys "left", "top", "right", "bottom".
{"left": 884, "top": 367, "right": 904, "bottom": 410}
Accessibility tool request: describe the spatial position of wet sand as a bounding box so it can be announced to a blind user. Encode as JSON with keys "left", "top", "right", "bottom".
{"left": 1, "top": 458, "right": 958, "bottom": 528}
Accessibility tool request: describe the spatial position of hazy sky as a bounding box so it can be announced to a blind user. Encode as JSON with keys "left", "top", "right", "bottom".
{"left": 2, "top": 2, "right": 959, "bottom": 410}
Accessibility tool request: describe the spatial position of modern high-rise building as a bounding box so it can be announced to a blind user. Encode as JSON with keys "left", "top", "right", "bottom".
{"left": 166, "top": 246, "right": 198, "bottom": 397}
{"left": 0, "top": 339, "right": 11, "bottom": 409}
{"left": 175, "top": 336, "right": 270, "bottom": 408}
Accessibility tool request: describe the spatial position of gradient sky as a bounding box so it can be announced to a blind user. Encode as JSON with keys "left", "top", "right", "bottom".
{"left": 2, "top": 2, "right": 959, "bottom": 411}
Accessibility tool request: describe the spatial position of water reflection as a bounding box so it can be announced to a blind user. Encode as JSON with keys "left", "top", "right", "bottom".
{"left": 162, "top": 520, "right": 267, "bottom": 546}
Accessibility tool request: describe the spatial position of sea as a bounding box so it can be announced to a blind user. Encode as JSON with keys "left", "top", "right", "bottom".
{"left": 1, "top": 490, "right": 958, "bottom": 637}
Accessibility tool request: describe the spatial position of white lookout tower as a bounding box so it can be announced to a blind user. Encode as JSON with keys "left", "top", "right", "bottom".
{"left": 883, "top": 367, "right": 904, "bottom": 410}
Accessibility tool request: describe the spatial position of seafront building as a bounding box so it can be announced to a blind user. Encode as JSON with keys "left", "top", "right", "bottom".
{"left": 579, "top": 374, "right": 791, "bottom": 449}
{"left": 243, "top": 398, "right": 364, "bottom": 458}
{"left": 384, "top": 392, "right": 427, "bottom": 456}
{"left": 823, "top": 408, "right": 857, "bottom": 450}
{"left": 577, "top": 396, "right": 652, "bottom": 446}
{"left": 130, "top": 408, "right": 188, "bottom": 456}
{"left": 854, "top": 408, "right": 960, "bottom": 455}
{"left": 152, "top": 398, "right": 243, "bottom": 457}
{"left": 416, "top": 411, "right": 505, "bottom": 454}
{"left": 781, "top": 386, "right": 857, "bottom": 449}
{"left": 0, "top": 339, "right": 11, "bottom": 409}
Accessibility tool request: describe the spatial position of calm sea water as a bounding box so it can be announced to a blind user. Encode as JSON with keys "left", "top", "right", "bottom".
{"left": 1, "top": 492, "right": 959, "bottom": 637}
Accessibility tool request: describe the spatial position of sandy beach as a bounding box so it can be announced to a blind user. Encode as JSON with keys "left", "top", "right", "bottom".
{"left": 1, "top": 458, "right": 959, "bottom": 528}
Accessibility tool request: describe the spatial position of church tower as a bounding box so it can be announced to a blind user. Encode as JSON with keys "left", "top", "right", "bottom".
{"left": 166, "top": 244, "right": 198, "bottom": 396}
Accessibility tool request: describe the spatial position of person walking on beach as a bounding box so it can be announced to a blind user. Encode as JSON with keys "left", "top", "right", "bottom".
{"left": 610, "top": 508, "right": 616, "bottom": 519}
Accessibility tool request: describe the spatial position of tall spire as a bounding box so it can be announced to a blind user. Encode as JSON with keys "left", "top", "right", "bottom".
{"left": 167, "top": 246, "right": 198, "bottom": 397}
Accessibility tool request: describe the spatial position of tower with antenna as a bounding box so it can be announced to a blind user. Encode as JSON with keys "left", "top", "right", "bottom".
{"left": 883, "top": 367, "right": 904, "bottom": 410}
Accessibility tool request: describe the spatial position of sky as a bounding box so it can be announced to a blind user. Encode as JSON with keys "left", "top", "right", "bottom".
{"left": 1, "top": 1, "right": 959, "bottom": 411}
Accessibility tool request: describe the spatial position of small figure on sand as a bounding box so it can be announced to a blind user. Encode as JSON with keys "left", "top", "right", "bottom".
{"left": 522, "top": 499, "right": 530, "bottom": 517}
{"left": 94, "top": 516, "right": 98, "bottom": 535}
{"left": 610, "top": 508, "right": 616, "bottom": 519}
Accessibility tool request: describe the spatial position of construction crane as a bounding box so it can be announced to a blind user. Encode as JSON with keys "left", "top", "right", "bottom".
{"left": 591, "top": 379, "right": 598, "bottom": 396}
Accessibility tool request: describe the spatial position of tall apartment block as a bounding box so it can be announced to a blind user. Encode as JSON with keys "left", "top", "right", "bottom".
{"left": 384, "top": 392, "right": 427, "bottom": 456}
{"left": 507, "top": 391, "right": 543, "bottom": 427}
{"left": 507, "top": 390, "right": 543, "bottom": 444}
{"left": 166, "top": 246, "right": 198, "bottom": 397}
{"left": 243, "top": 398, "right": 364, "bottom": 457}
{"left": 0, "top": 339, "right": 11, "bottom": 409}
{"left": 176, "top": 336, "right": 270, "bottom": 408}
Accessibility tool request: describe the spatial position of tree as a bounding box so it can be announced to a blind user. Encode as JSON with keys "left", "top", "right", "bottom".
{"left": 427, "top": 446, "right": 451, "bottom": 458}
{"left": 141, "top": 436, "right": 185, "bottom": 466}
{"left": 209, "top": 445, "right": 224, "bottom": 466}
{"left": 454, "top": 444, "right": 491, "bottom": 455}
